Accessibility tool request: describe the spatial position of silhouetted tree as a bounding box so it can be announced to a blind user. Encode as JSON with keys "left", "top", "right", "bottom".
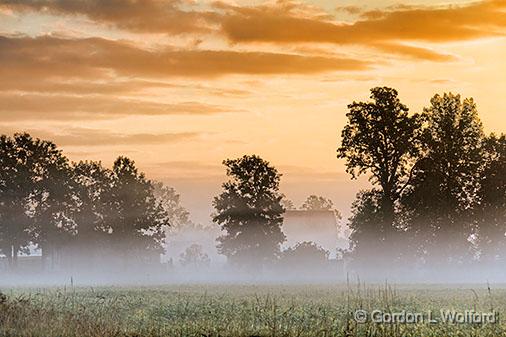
{"left": 347, "top": 190, "right": 384, "bottom": 273}
{"left": 179, "top": 243, "right": 210, "bottom": 268}
{"left": 300, "top": 195, "right": 334, "bottom": 211}
{"left": 71, "top": 161, "right": 113, "bottom": 260}
{"left": 300, "top": 195, "right": 342, "bottom": 221}
{"left": 0, "top": 134, "right": 33, "bottom": 268}
{"left": 213, "top": 155, "right": 285, "bottom": 270}
{"left": 281, "top": 196, "right": 296, "bottom": 210}
{"left": 404, "top": 93, "right": 484, "bottom": 265}
{"left": 0, "top": 133, "right": 75, "bottom": 269}
{"left": 477, "top": 134, "right": 506, "bottom": 264}
{"left": 104, "top": 157, "right": 168, "bottom": 266}
{"left": 28, "top": 135, "right": 75, "bottom": 269}
{"left": 153, "top": 182, "right": 191, "bottom": 233}
{"left": 337, "top": 87, "right": 421, "bottom": 259}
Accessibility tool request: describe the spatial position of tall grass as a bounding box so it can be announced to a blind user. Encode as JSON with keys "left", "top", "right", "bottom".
{"left": 1, "top": 284, "right": 505, "bottom": 337}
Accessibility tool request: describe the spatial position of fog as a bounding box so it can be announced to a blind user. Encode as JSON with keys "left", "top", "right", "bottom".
{"left": 2, "top": 222, "right": 506, "bottom": 287}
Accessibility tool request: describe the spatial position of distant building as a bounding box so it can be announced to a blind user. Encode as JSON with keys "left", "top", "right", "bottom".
{"left": 282, "top": 210, "right": 340, "bottom": 256}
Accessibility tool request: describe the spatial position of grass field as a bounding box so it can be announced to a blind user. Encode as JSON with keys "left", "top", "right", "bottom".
{"left": 1, "top": 283, "right": 505, "bottom": 337}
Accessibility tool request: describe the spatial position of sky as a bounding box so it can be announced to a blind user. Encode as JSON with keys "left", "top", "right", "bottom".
{"left": 0, "top": 0, "right": 505, "bottom": 225}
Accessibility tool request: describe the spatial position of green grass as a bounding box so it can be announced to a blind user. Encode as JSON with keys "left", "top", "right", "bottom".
{"left": 1, "top": 284, "right": 506, "bottom": 337}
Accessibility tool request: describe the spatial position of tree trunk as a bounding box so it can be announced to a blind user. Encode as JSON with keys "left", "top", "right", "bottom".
{"left": 7, "top": 245, "right": 13, "bottom": 270}
{"left": 12, "top": 246, "right": 18, "bottom": 269}
{"left": 381, "top": 192, "right": 396, "bottom": 261}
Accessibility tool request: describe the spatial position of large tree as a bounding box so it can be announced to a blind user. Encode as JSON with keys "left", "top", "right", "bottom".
{"left": 404, "top": 93, "right": 484, "bottom": 265}
{"left": 477, "top": 134, "right": 506, "bottom": 264}
{"left": 71, "top": 161, "right": 113, "bottom": 261}
{"left": 99, "top": 157, "right": 168, "bottom": 267}
{"left": 346, "top": 190, "right": 384, "bottom": 271}
{"left": 29, "top": 135, "right": 75, "bottom": 268}
{"left": 0, "top": 134, "right": 33, "bottom": 268}
{"left": 337, "top": 87, "right": 421, "bottom": 255}
{"left": 213, "top": 155, "right": 285, "bottom": 270}
{"left": 0, "top": 133, "right": 74, "bottom": 269}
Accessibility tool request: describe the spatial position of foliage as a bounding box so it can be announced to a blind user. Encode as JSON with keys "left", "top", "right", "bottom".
{"left": 179, "top": 243, "right": 211, "bottom": 268}
{"left": 281, "top": 241, "right": 329, "bottom": 267}
{"left": 0, "top": 133, "right": 72, "bottom": 267}
{"left": 213, "top": 155, "right": 285, "bottom": 269}
{"left": 403, "top": 93, "right": 485, "bottom": 264}
{"left": 337, "top": 87, "right": 421, "bottom": 201}
{"left": 300, "top": 194, "right": 342, "bottom": 221}
{"left": 478, "top": 134, "right": 506, "bottom": 263}
{"left": 153, "top": 182, "right": 191, "bottom": 233}
{"left": 0, "top": 134, "right": 170, "bottom": 270}
{"left": 338, "top": 87, "right": 421, "bottom": 264}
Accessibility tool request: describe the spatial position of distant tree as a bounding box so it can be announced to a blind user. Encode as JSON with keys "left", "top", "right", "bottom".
{"left": 300, "top": 195, "right": 334, "bottom": 211}
{"left": 281, "top": 196, "right": 296, "bottom": 210}
{"left": 281, "top": 241, "right": 329, "bottom": 268}
{"left": 337, "top": 87, "right": 421, "bottom": 257}
{"left": 404, "top": 93, "right": 484, "bottom": 265}
{"left": 477, "top": 134, "right": 506, "bottom": 264}
{"left": 213, "top": 155, "right": 285, "bottom": 270}
{"left": 104, "top": 157, "right": 168, "bottom": 265}
{"left": 300, "top": 195, "right": 342, "bottom": 220}
{"left": 179, "top": 243, "right": 210, "bottom": 268}
{"left": 153, "top": 182, "right": 191, "bottom": 233}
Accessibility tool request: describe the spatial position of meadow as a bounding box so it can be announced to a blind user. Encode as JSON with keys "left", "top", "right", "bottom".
{"left": 1, "top": 283, "right": 505, "bottom": 337}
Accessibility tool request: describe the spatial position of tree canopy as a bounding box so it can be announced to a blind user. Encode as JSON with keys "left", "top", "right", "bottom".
{"left": 213, "top": 155, "right": 285, "bottom": 270}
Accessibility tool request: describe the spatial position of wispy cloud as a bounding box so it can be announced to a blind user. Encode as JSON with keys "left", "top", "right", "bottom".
{"left": 0, "top": 0, "right": 220, "bottom": 34}
{"left": 1, "top": 127, "right": 200, "bottom": 146}
{"left": 0, "top": 92, "right": 235, "bottom": 120}
{"left": 220, "top": 0, "right": 506, "bottom": 44}
{"left": 0, "top": 35, "right": 369, "bottom": 80}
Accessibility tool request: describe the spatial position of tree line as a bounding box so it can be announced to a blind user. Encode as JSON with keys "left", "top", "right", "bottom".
{"left": 0, "top": 134, "right": 336, "bottom": 274}
{"left": 0, "top": 134, "right": 171, "bottom": 270}
{"left": 2, "top": 87, "right": 503, "bottom": 278}
{"left": 210, "top": 87, "right": 506, "bottom": 277}
{"left": 338, "top": 87, "right": 506, "bottom": 275}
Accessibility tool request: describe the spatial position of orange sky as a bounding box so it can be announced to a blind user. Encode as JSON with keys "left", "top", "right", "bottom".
{"left": 1, "top": 0, "right": 505, "bottom": 224}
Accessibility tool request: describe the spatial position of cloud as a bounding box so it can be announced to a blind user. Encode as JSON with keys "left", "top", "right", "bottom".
{"left": 0, "top": 78, "right": 179, "bottom": 95}
{"left": 3, "top": 0, "right": 500, "bottom": 63}
{"left": 0, "top": 0, "right": 220, "bottom": 35}
{"left": 0, "top": 35, "right": 370, "bottom": 82}
{"left": 371, "top": 42, "right": 457, "bottom": 62}
{"left": 0, "top": 92, "right": 234, "bottom": 120}
{"left": 217, "top": 0, "right": 506, "bottom": 60}
{"left": 220, "top": 0, "right": 506, "bottom": 44}
{"left": 1, "top": 127, "right": 200, "bottom": 146}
